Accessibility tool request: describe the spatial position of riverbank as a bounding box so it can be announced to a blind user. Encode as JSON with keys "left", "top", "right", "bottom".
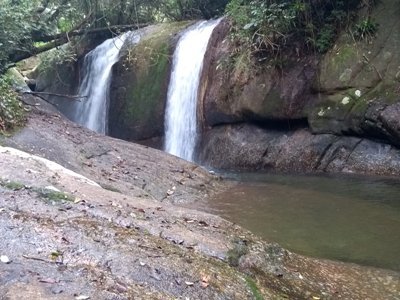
{"left": 0, "top": 95, "right": 399, "bottom": 299}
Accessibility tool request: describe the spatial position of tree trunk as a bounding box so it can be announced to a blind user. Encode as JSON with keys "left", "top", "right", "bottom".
{"left": 10, "top": 23, "right": 149, "bottom": 64}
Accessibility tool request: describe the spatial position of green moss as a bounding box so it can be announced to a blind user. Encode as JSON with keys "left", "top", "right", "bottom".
{"left": 0, "top": 179, "right": 25, "bottom": 191}
{"left": 245, "top": 276, "right": 264, "bottom": 300}
{"left": 125, "top": 42, "right": 170, "bottom": 123}
{"left": 36, "top": 187, "right": 75, "bottom": 203}
{"left": 116, "top": 22, "right": 190, "bottom": 136}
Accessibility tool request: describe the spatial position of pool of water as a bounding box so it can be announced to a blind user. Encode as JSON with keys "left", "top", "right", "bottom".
{"left": 196, "top": 173, "right": 400, "bottom": 271}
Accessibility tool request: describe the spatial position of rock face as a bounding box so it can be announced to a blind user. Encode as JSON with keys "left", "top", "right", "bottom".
{"left": 199, "top": 123, "right": 400, "bottom": 176}
{"left": 199, "top": 0, "right": 400, "bottom": 175}
{"left": 109, "top": 22, "right": 191, "bottom": 145}
{"left": 203, "top": 28, "right": 317, "bottom": 125}
{"left": 1, "top": 98, "right": 399, "bottom": 300}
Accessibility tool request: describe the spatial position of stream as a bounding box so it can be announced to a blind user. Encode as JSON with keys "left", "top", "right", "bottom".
{"left": 194, "top": 172, "right": 400, "bottom": 271}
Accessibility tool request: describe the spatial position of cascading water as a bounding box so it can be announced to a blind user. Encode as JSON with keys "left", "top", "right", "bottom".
{"left": 75, "top": 32, "right": 140, "bottom": 134}
{"left": 164, "top": 19, "right": 221, "bottom": 161}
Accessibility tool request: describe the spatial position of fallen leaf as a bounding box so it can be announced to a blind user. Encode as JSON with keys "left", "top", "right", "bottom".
{"left": 201, "top": 275, "right": 210, "bottom": 288}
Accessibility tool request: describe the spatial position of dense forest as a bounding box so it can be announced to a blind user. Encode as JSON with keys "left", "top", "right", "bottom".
{"left": 0, "top": 0, "right": 377, "bottom": 132}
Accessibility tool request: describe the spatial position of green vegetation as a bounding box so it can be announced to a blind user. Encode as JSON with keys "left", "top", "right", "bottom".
{"left": 120, "top": 22, "right": 189, "bottom": 132}
{"left": 0, "top": 0, "right": 378, "bottom": 75}
{"left": 36, "top": 187, "right": 75, "bottom": 203}
{"left": 0, "top": 0, "right": 228, "bottom": 73}
{"left": 245, "top": 276, "right": 264, "bottom": 300}
{"left": 0, "top": 179, "right": 25, "bottom": 191}
{"left": 225, "top": 0, "right": 379, "bottom": 71}
{"left": 354, "top": 17, "right": 378, "bottom": 40}
{"left": 0, "top": 75, "right": 25, "bottom": 134}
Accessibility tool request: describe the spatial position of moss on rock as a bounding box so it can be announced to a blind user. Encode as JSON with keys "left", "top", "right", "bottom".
{"left": 109, "top": 22, "right": 191, "bottom": 143}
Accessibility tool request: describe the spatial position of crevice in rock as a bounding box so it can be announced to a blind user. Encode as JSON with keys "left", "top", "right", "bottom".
{"left": 251, "top": 118, "right": 309, "bottom": 132}
{"left": 314, "top": 136, "right": 341, "bottom": 171}
{"left": 342, "top": 139, "right": 364, "bottom": 168}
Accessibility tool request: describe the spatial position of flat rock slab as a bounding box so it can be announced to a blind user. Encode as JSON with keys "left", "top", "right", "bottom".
{"left": 1, "top": 106, "right": 399, "bottom": 299}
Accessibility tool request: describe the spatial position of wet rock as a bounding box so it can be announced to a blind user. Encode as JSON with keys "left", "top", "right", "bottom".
{"left": 199, "top": 123, "right": 400, "bottom": 176}
{"left": 108, "top": 22, "right": 191, "bottom": 144}
{"left": 202, "top": 19, "right": 316, "bottom": 126}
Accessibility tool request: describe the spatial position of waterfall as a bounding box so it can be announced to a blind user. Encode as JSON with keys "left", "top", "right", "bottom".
{"left": 164, "top": 19, "right": 221, "bottom": 161}
{"left": 75, "top": 32, "right": 140, "bottom": 134}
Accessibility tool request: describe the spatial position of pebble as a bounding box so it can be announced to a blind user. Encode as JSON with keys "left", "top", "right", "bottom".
{"left": 0, "top": 255, "right": 11, "bottom": 264}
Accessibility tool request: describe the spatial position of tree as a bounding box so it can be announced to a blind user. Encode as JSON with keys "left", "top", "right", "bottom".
{"left": 0, "top": 0, "right": 230, "bottom": 73}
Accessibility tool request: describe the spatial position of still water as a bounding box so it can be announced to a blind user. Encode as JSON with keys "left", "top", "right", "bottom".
{"left": 199, "top": 173, "right": 400, "bottom": 271}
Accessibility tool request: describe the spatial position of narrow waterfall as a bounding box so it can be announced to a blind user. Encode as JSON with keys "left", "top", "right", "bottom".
{"left": 164, "top": 19, "right": 221, "bottom": 161}
{"left": 75, "top": 32, "right": 139, "bottom": 134}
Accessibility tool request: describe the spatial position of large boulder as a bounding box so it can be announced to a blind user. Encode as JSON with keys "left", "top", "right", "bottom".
{"left": 308, "top": 0, "right": 400, "bottom": 141}
{"left": 202, "top": 21, "right": 317, "bottom": 126}
{"left": 202, "top": 0, "right": 400, "bottom": 145}
{"left": 108, "top": 22, "right": 192, "bottom": 145}
{"left": 199, "top": 123, "right": 400, "bottom": 176}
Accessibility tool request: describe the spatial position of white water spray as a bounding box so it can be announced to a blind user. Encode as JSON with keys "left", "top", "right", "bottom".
{"left": 75, "top": 32, "right": 140, "bottom": 134}
{"left": 164, "top": 19, "right": 221, "bottom": 161}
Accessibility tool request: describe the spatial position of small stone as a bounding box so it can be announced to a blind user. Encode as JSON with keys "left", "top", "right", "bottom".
{"left": 45, "top": 186, "right": 60, "bottom": 192}
{"left": 51, "top": 286, "right": 64, "bottom": 294}
{"left": 341, "top": 96, "right": 350, "bottom": 105}
{"left": 0, "top": 255, "right": 11, "bottom": 264}
{"left": 75, "top": 296, "right": 90, "bottom": 300}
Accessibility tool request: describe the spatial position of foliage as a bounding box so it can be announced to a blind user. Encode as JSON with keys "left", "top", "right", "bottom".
{"left": 0, "top": 0, "right": 229, "bottom": 72}
{"left": 353, "top": 18, "right": 378, "bottom": 41}
{"left": 37, "top": 44, "right": 77, "bottom": 75}
{"left": 0, "top": 179, "right": 25, "bottom": 191}
{"left": 225, "top": 0, "right": 379, "bottom": 67}
{"left": 0, "top": 0, "right": 37, "bottom": 71}
{"left": 0, "top": 75, "right": 25, "bottom": 134}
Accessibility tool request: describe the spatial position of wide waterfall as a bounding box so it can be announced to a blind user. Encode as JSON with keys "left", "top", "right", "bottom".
{"left": 164, "top": 19, "right": 221, "bottom": 162}
{"left": 74, "top": 32, "right": 139, "bottom": 134}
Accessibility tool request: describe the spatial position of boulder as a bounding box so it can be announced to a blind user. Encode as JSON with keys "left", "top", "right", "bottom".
{"left": 309, "top": 0, "right": 400, "bottom": 141}
{"left": 202, "top": 20, "right": 317, "bottom": 126}
{"left": 108, "top": 22, "right": 192, "bottom": 144}
{"left": 199, "top": 123, "right": 400, "bottom": 176}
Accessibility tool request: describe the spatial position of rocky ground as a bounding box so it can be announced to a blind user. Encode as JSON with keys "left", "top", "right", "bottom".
{"left": 0, "top": 96, "right": 399, "bottom": 299}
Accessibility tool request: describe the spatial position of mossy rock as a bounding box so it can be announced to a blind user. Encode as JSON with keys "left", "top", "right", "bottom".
{"left": 311, "top": 0, "right": 400, "bottom": 138}
{"left": 109, "top": 22, "right": 192, "bottom": 143}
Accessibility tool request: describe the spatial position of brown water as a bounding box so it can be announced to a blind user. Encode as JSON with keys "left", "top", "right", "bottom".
{"left": 198, "top": 173, "right": 400, "bottom": 271}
